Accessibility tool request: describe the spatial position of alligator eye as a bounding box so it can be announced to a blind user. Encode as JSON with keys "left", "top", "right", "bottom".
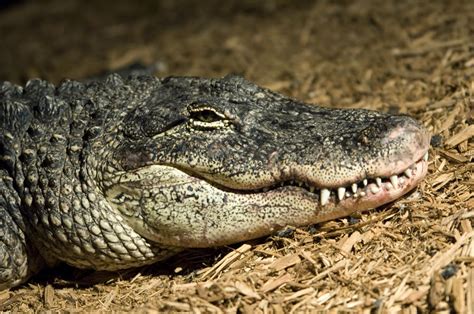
{"left": 188, "top": 106, "right": 229, "bottom": 129}
{"left": 190, "top": 108, "right": 225, "bottom": 123}
{"left": 191, "top": 109, "right": 222, "bottom": 122}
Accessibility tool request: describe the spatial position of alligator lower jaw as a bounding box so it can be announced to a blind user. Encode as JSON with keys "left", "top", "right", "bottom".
{"left": 260, "top": 151, "right": 429, "bottom": 222}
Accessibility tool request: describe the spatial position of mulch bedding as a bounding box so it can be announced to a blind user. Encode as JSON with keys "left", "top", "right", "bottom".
{"left": 0, "top": 0, "right": 472, "bottom": 312}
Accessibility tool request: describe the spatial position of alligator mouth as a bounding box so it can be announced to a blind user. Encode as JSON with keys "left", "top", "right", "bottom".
{"left": 180, "top": 150, "right": 429, "bottom": 211}
{"left": 106, "top": 151, "right": 429, "bottom": 248}
{"left": 251, "top": 151, "right": 429, "bottom": 218}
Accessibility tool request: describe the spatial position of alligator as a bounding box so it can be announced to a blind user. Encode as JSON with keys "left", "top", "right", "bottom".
{"left": 0, "top": 74, "right": 430, "bottom": 290}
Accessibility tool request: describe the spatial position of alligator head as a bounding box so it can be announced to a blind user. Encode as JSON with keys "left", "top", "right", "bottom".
{"left": 101, "top": 75, "right": 430, "bottom": 248}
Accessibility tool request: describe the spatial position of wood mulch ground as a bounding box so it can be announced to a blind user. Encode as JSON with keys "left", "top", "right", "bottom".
{"left": 0, "top": 0, "right": 472, "bottom": 312}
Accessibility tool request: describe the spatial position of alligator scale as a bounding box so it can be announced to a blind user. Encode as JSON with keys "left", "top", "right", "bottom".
{"left": 0, "top": 75, "right": 430, "bottom": 290}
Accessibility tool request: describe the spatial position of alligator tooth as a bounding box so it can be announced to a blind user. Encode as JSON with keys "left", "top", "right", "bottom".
{"left": 298, "top": 181, "right": 303, "bottom": 187}
{"left": 309, "top": 186, "right": 315, "bottom": 193}
{"left": 320, "top": 188, "right": 330, "bottom": 206}
{"left": 262, "top": 187, "right": 269, "bottom": 192}
{"left": 390, "top": 175, "right": 398, "bottom": 187}
{"left": 399, "top": 177, "right": 405, "bottom": 185}
{"left": 375, "top": 177, "right": 382, "bottom": 187}
{"left": 423, "top": 152, "right": 429, "bottom": 161}
{"left": 370, "top": 185, "right": 380, "bottom": 194}
{"left": 359, "top": 191, "right": 366, "bottom": 197}
{"left": 345, "top": 192, "right": 351, "bottom": 198}
{"left": 363, "top": 179, "right": 368, "bottom": 186}
{"left": 337, "top": 187, "right": 345, "bottom": 201}
{"left": 404, "top": 169, "right": 412, "bottom": 178}
{"left": 351, "top": 183, "right": 358, "bottom": 193}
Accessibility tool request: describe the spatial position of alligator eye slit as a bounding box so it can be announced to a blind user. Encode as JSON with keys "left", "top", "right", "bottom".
{"left": 189, "top": 107, "right": 226, "bottom": 123}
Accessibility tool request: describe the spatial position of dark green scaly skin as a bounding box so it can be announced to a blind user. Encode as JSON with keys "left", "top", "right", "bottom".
{"left": 0, "top": 75, "right": 430, "bottom": 290}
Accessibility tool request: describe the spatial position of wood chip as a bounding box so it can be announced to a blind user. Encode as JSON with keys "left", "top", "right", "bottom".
{"left": 272, "top": 303, "right": 285, "bottom": 314}
{"left": 173, "top": 282, "right": 198, "bottom": 292}
{"left": 0, "top": 290, "right": 10, "bottom": 304}
{"left": 437, "top": 149, "right": 468, "bottom": 163}
{"left": 339, "top": 231, "right": 362, "bottom": 254}
{"left": 360, "top": 230, "right": 376, "bottom": 244}
{"left": 306, "top": 259, "right": 348, "bottom": 284}
{"left": 431, "top": 171, "right": 455, "bottom": 191}
{"left": 438, "top": 105, "right": 461, "bottom": 133}
{"left": 429, "top": 98, "right": 456, "bottom": 109}
{"left": 199, "top": 244, "right": 252, "bottom": 280}
{"left": 162, "top": 301, "right": 191, "bottom": 311}
{"left": 269, "top": 254, "right": 301, "bottom": 271}
{"left": 451, "top": 277, "right": 465, "bottom": 314}
{"left": 468, "top": 269, "right": 474, "bottom": 314}
{"left": 460, "top": 219, "right": 473, "bottom": 234}
{"left": 429, "top": 231, "right": 474, "bottom": 277}
{"left": 290, "top": 290, "right": 318, "bottom": 312}
{"left": 445, "top": 124, "right": 474, "bottom": 148}
{"left": 392, "top": 38, "right": 467, "bottom": 57}
{"left": 391, "top": 275, "right": 409, "bottom": 304}
{"left": 102, "top": 286, "right": 118, "bottom": 310}
{"left": 402, "top": 286, "right": 430, "bottom": 304}
{"left": 260, "top": 273, "right": 293, "bottom": 293}
{"left": 299, "top": 250, "right": 317, "bottom": 265}
{"left": 43, "top": 285, "right": 54, "bottom": 308}
{"left": 235, "top": 281, "right": 261, "bottom": 300}
{"left": 313, "top": 288, "right": 339, "bottom": 305}
{"left": 428, "top": 272, "right": 446, "bottom": 310}
{"left": 283, "top": 287, "right": 315, "bottom": 302}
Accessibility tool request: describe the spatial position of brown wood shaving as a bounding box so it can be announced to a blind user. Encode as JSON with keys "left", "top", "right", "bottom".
{"left": 268, "top": 254, "right": 301, "bottom": 271}
{"left": 260, "top": 273, "right": 293, "bottom": 293}
{"left": 199, "top": 244, "right": 252, "bottom": 280}
{"left": 445, "top": 124, "right": 474, "bottom": 148}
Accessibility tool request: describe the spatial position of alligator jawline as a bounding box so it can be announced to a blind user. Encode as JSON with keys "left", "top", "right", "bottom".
{"left": 264, "top": 154, "right": 427, "bottom": 206}
{"left": 171, "top": 152, "right": 429, "bottom": 209}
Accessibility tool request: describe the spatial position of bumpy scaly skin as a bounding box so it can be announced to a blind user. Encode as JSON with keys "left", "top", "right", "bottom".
{"left": 0, "top": 75, "right": 430, "bottom": 290}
